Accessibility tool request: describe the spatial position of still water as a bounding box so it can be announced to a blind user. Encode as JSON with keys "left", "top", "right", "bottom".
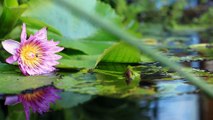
{"left": 0, "top": 33, "right": 213, "bottom": 120}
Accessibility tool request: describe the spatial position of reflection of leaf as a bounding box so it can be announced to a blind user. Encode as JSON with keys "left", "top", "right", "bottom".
{"left": 6, "top": 110, "right": 25, "bottom": 120}
{"left": 0, "top": 108, "right": 5, "bottom": 120}
{"left": 53, "top": 92, "right": 92, "bottom": 109}
{"left": 6, "top": 105, "right": 26, "bottom": 120}
{"left": 0, "top": 73, "right": 57, "bottom": 94}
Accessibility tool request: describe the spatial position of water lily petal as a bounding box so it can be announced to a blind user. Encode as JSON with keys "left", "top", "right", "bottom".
{"left": 21, "top": 23, "right": 27, "bottom": 42}
{"left": 34, "top": 27, "right": 47, "bottom": 41}
{"left": 4, "top": 96, "right": 20, "bottom": 105}
{"left": 6, "top": 55, "right": 18, "bottom": 64}
{"left": 2, "top": 40, "right": 20, "bottom": 55}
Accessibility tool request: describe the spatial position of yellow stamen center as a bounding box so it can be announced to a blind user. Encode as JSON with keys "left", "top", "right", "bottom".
{"left": 20, "top": 43, "right": 42, "bottom": 67}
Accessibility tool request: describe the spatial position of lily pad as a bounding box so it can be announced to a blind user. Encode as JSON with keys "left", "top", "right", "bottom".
{"left": 100, "top": 42, "right": 153, "bottom": 63}
{"left": 54, "top": 72, "right": 155, "bottom": 98}
{"left": 57, "top": 53, "right": 101, "bottom": 69}
{"left": 0, "top": 73, "right": 57, "bottom": 94}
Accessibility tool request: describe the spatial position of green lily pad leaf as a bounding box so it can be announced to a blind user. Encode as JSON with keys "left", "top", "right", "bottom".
{"left": 54, "top": 72, "right": 155, "bottom": 98}
{"left": 0, "top": 72, "right": 58, "bottom": 94}
{"left": 0, "top": 62, "right": 18, "bottom": 72}
{"left": 100, "top": 42, "right": 153, "bottom": 63}
{"left": 189, "top": 43, "right": 213, "bottom": 57}
{"left": 57, "top": 53, "right": 101, "bottom": 69}
{"left": 47, "top": 33, "right": 115, "bottom": 55}
{"left": 21, "top": 0, "right": 120, "bottom": 40}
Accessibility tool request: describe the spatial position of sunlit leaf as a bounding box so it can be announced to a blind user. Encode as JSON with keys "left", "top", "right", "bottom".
{"left": 57, "top": 53, "right": 100, "bottom": 69}
{"left": 47, "top": 33, "right": 115, "bottom": 55}
{"left": 21, "top": 0, "right": 121, "bottom": 40}
{"left": 100, "top": 42, "right": 153, "bottom": 63}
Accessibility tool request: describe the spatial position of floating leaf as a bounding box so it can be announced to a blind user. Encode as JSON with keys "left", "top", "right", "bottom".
{"left": 190, "top": 43, "right": 213, "bottom": 57}
{"left": 100, "top": 42, "right": 153, "bottom": 63}
{"left": 54, "top": 72, "right": 155, "bottom": 98}
{"left": 57, "top": 53, "right": 100, "bottom": 69}
{"left": 0, "top": 72, "right": 58, "bottom": 94}
{"left": 47, "top": 33, "right": 115, "bottom": 55}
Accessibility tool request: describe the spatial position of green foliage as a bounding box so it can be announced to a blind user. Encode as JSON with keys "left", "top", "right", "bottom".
{"left": 0, "top": 63, "right": 58, "bottom": 94}
{"left": 0, "top": 0, "right": 27, "bottom": 38}
{"left": 17, "top": 0, "right": 131, "bottom": 68}
{"left": 0, "top": 73, "right": 57, "bottom": 94}
{"left": 21, "top": 0, "right": 121, "bottom": 40}
{"left": 190, "top": 43, "right": 213, "bottom": 57}
{"left": 101, "top": 42, "right": 152, "bottom": 63}
{"left": 54, "top": 72, "right": 155, "bottom": 98}
{"left": 0, "top": 2, "right": 213, "bottom": 120}
{"left": 57, "top": 53, "right": 100, "bottom": 69}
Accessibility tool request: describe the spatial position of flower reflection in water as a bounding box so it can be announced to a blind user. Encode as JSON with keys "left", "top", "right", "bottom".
{"left": 5, "top": 86, "right": 61, "bottom": 120}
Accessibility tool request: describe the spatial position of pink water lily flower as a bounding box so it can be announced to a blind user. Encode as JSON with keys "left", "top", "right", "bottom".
{"left": 2, "top": 23, "right": 64, "bottom": 75}
{"left": 5, "top": 86, "right": 61, "bottom": 120}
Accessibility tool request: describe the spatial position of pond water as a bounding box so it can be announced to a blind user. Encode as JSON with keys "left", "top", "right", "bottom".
{"left": 0, "top": 32, "right": 213, "bottom": 120}
{"left": 0, "top": 0, "right": 212, "bottom": 119}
